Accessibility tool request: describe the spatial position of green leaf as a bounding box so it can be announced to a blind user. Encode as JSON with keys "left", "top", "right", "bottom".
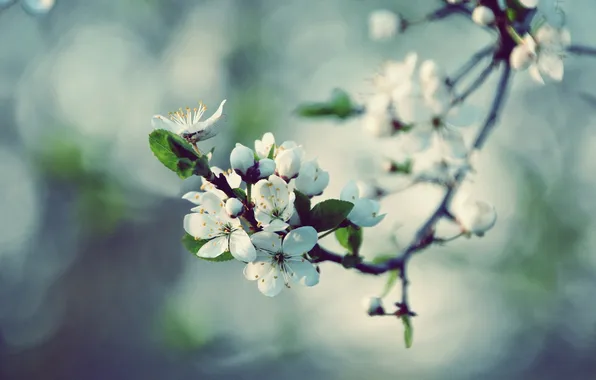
{"left": 181, "top": 233, "right": 234, "bottom": 262}
{"left": 233, "top": 188, "right": 247, "bottom": 203}
{"left": 267, "top": 144, "right": 276, "bottom": 159}
{"left": 293, "top": 190, "right": 311, "bottom": 225}
{"left": 149, "top": 129, "right": 209, "bottom": 179}
{"left": 401, "top": 315, "right": 414, "bottom": 349}
{"left": 381, "top": 270, "right": 399, "bottom": 298}
{"left": 309, "top": 199, "right": 353, "bottom": 232}
{"left": 335, "top": 225, "right": 363, "bottom": 255}
{"left": 295, "top": 89, "right": 357, "bottom": 120}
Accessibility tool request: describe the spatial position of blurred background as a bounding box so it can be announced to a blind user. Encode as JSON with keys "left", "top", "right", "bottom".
{"left": 2, "top": 0, "right": 596, "bottom": 379}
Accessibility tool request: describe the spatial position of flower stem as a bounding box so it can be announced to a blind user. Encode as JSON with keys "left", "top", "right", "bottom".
{"left": 246, "top": 183, "right": 252, "bottom": 205}
{"left": 318, "top": 226, "right": 341, "bottom": 239}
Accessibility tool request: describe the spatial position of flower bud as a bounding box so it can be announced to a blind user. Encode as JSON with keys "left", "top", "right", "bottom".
{"left": 257, "top": 158, "right": 276, "bottom": 179}
{"left": 510, "top": 44, "right": 535, "bottom": 71}
{"left": 363, "top": 296, "right": 385, "bottom": 316}
{"left": 472, "top": 6, "right": 495, "bottom": 26}
{"left": 255, "top": 132, "right": 276, "bottom": 159}
{"left": 225, "top": 197, "right": 244, "bottom": 218}
{"left": 368, "top": 9, "right": 402, "bottom": 41}
{"left": 519, "top": 0, "right": 538, "bottom": 9}
{"left": 355, "top": 181, "right": 378, "bottom": 200}
{"left": 230, "top": 143, "right": 256, "bottom": 176}
{"left": 295, "top": 159, "right": 330, "bottom": 196}
{"left": 21, "top": 0, "right": 56, "bottom": 15}
{"left": 275, "top": 148, "right": 302, "bottom": 181}
{"left": 453, "top": 197, "right": 497, "bottom": 236}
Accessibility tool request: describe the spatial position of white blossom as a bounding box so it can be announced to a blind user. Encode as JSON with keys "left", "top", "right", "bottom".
{"left": 511, "top": 25, "right": 571, "bottom": 83}
{"left": 152, "top": 99, "right": 226, "bottom": 139}
{"left": 362, "top": 94, "right": 395, "bottom": 137}
{"left": 294, "top": 159, "right": 330, "bottom": 196}
{"left": 255, "top": 132, "right": 276, "bottom": 159}
{"left": 253, "top": 175, "right": 296, "bottom": 232}
{"left": 193, "top": 167, "right": 242, "bottom": 201}
{"left": 183, "top": 192, "right": 256, "bottom": 261}
{"left": 244, "top": 227, "right": 319, "bottom": 297}
{"left": 368, "top": 9, "right": 402, "bottom": 41}
{"left": 257, "top": 158, "right": 276, "bottom": 178}
{"left": 472, "top": 6, "right": 495, "bottom": 26}
{"left": 451, "top": 195, "right": 497, "bottom": 236}
{"left": 21, "top": 0, "right": 55, "bottom": 14}
{"left": 230, "top": 143, "right": 256, "bottom": 176}
{"left": 225, "top": 198, "right": 244, "bottom": 218}
{"left": 363, "top": 296, "right": 385, "bottom": 316}
{"left": 340, "top": 181, "right": 386, "bottom": 227}
{"left": 275, "top": 147, "right": 303, "bottom": 181}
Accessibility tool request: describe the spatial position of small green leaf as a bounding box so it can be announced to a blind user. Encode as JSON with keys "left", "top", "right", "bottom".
{"left": 181, "top": 233, "right": 234, "bottom": 262}
{"left": 233, "top": 188, "right": 247, "bottom": 203}
{"left": 335, "top": 225, "right": 363, "bottom": 255}
{"left": 506, "top": 8, "right": 517, "bottom": 22}
{"left": 401, "top": 315, "right": 414, "bottom": 349}
{"left": 381, "top": 270, "right": 399, "bottom": 298}
{"left": 293, "top": 190, "right": 311, "bottom": 225}
{"left": 267, "top": 144, "right": 276, "bottom": 159}
{"left": 295, "top": 88, "right": 358, "bottom": 120}
{"left": 309, "top": 199, "right": 353, "bottom": 232}
{"left": 372, "top": 254, "right": 393, "bottom": 264}
{"left": 149, "top": 129, "right": 209, "bottom": 179}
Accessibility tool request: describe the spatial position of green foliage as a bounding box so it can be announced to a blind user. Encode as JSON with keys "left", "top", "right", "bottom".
{"left": 293, "top": 190, "right": 312, "bottom": 225}
{"left": 295, "top": 89, "right": 358, "bottom": 120}
{"left": 401, "top": 315, "right": 413, "bottom": 349}
{"left": 233, "top": 188, "right": 247, "bottom": 203}
{"left": 309, "top": 199, "right": 353, "bottom": 232}
{"left": 148, "top": 129, "right": 210, "bottom": 179}
{"left": 372, "top": 254, "right": 400, "bottom": 298}
{"left": 181, "top": 233, "right": 234, "bottom": 262}
{"left": 335, "top": 225, "right": 363, "bottom": 255}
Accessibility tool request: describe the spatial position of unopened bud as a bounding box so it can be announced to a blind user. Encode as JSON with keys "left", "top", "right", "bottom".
{"left": 225, "top": 198, "right": 244, "bottom": 218}
{"left": 230, "top": 143, "right": 256, "bottom": 176}
{"left": 363, "top": 297, "right": 385, "bottom": 316}
{"left": 472, "top": 6, "right": 495, "bottom": 26}
{"left": 257, "top": 158, "right": 276, "bottom": 179}
{"left": 510, "top": 43, "right": 535, "bottom": 71}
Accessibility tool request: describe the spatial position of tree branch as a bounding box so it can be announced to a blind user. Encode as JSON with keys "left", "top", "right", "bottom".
{"left": 314, "top": 61, "right": 513, "bottom": 313}
{"left": 451, "top": 58, "right": 496, "bottom": 106}
{"left": 446, "top": 45, "right": 496, "bottom": 89}
{"left": 567, "top": 45, "right": 596, "bottom": 56}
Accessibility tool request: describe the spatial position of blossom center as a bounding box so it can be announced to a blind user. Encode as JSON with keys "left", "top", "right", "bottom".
{"left": 168, "top": 103, "right": 206, "bottom": 126}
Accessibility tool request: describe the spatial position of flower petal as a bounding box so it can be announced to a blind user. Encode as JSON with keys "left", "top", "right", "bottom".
{"left": 254, "top": 209, "right": 274, "bottom": 226}
{"left": 538, "top": 54, "right": 564, "bottom": 81}
{"left": 183, "top": 213, "right": 218, "bottom": 240}
{"left": 262, "top": 219, "right": 289, "bottom": 232}
{"left": 189, "top": 99, "right": 227, "bottom": 138}
{"left": 528, "top": 64, "right": 545, "bottom": 84}
{"left": 244, "top": 260, "right": 275, "bottom": 281}
{"left": 197, "top": 235, "right": 228, "bottom": 258}
{"left": 257, "top": 267, "right": 285, "bottom": 297}
{"left": 287, "top": 259, "right": 320, "bottom": 287}
{"left": 282, "top": 226, "right": 318, "bottom": 256}
{"left": 194, "top": 191, "right": 226, "bottom": 215}
{"left": 182, "top": 191, "right": 203, "bottom": 205}
{"left": 151, "top": 115, "right": 183, "bottom": 134}
{"left": 340, "top": 180, "right": 360, "bottom": 202}
{"left": 229, "top": 230, "right": 257, "bottom": 262}
{"left": 250, "top": 231, "right": 282, "bottom": 254}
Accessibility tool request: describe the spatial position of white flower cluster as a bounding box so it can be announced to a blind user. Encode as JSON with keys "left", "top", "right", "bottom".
{"left": 364, "top": 53, "right": 479, "bottom": 160}
{"left": 180, "top": 132, "right": 386, "bottom": 296}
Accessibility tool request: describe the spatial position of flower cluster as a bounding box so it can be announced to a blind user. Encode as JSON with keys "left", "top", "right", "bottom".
{"left": 162, "top": 124, "right": 387, "bottom": 297}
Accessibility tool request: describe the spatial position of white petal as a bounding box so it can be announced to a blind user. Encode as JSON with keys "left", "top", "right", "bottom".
{"left": 528, "top": 64, "right": 545, "bottom": 84}
{"left": 194, "top": 191, "right": 226, "bottom": 215}
{"left": 197, "top": 235, "right": 228, "bottom": 258}
{"left": 257, "top": 158, "right": 276, "bottom": 178}
{"left": 244, "top": 260, "right": 275, "bottom": 281}
{"left": 399, "top": 126, "right": 433, "bottom": 154}
{"left": 518, "top": 0, "right": 537, "bottom": 8}
{"left": 282, "top": 226, "right": 318, "bottom": 256}
{"left": 182, "top": 191, "right": 203, "bottom": 205}
{"left": 538, "top": 54, "right": 564, "bottom": 81}
{"left": 439, "top": 128, "right": 468, "bottom": 159}
{"left": 340, "top": 180, "right": 360, "bottom": 202}
{"left": 229, "top": 230, "right": 256, "bottom": 262}
{"left": 21, "top": 0, "right": 55, "bottom": 15}
{"left": 250, "top": 231, "right": 282, "bottom": 253}
{"left": 183, "top": 213, "right": 218, "bottom": 240}
{"left": 254, "top": 209, "right": 274, "bottom": 226}
{"left": 255, "top": 132, "right": 276, "bottom": 158}
{"left": 189, "top": 99, "right": 227, "bottom": 138}
{"left": 262, "top": 219, "right": 289, "bottom": 232}
{"left": 151, "top": 115, "right": 183, "bottom": 134}
{"left": 287, "top": 259, "right": 320, "bottom": 286}
{"left": 348, "top": 199, "right": 386, "bottom": 227}
{"left": 257, "top": 267, "right": 285, "bottom": 297}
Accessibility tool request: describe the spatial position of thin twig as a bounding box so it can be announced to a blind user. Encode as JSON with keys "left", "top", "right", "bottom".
{"left": 567, "top": 45, "right": 596, "bottom": 56}
{"left": 451, "top": 58, "right": 496, "bottom": 106}
{"left": 446, "top": 45, "right": 496, "bottom": 89}
{"left": 314, "top": 61, "right": 513, "bottom": 312}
